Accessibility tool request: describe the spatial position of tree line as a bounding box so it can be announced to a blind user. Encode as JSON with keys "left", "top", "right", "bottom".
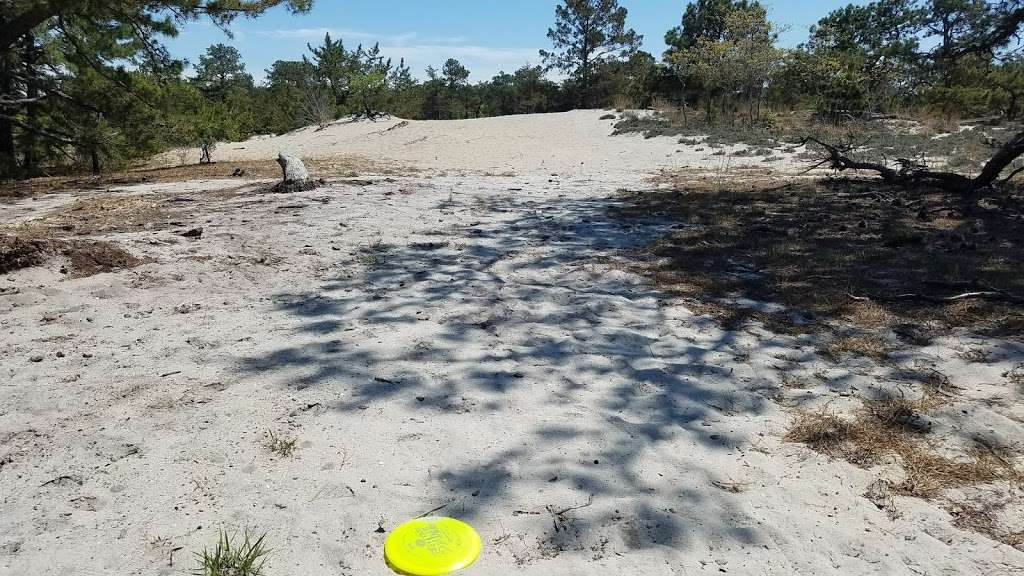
{"left": 1, "top": 0, "right": 1023, "bottom": 178}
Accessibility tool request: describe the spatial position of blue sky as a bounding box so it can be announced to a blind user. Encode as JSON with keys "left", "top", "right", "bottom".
{"left": 166, "top": 1, "right": 864, "bottom": 83}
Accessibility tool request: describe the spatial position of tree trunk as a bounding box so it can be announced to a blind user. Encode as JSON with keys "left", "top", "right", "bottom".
{"left": 580, "top": 56, "right": 590, "bottom": 109}
{"left": 90, "top": 149, "right": 100, "bottom": 175}
{"left": 1007, "top": 90, "right": 1021, "bottom": 121}
{"left": 973, "top": 129, "right": 1024, "bottom": 188}
{"left": 21, "top": 33, "right": 37, "bottom": 177}
{"left": 0, "top": 51, "right": 17, "bottom": 179}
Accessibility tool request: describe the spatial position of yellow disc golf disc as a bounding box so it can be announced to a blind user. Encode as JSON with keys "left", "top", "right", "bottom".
{"left": 384, "top": 517, "right": 482, "bottom": 576}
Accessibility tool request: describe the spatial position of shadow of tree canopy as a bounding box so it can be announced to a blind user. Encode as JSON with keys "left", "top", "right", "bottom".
{"left": 237, "top": 186, "right": 824, "bottom": 561}
{"left": 611, "top": 177, "right": 1024, "bottom": 337}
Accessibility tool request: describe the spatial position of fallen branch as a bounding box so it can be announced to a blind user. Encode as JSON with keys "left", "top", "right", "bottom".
{"left": 800, "top": 129, "right": 1024, "bottom": 192}
{"left": 849, "top": 290, "right": 1024, "bottom": 305}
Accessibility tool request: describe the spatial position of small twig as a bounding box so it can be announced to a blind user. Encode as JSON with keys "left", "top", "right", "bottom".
{"left": 551, "top": 493, "right": 595, "bottom": 517}
{"left": 168, "top": 546, "right": 184, "bottom": 566}
{"left": 415, "top": 502, "right": 450, "bottom": 519}
{"left": 40, "top": 475, "right": 81, "bottom": 487}
{"left": 159, "top": 370, "right": 182, "bottom": 378}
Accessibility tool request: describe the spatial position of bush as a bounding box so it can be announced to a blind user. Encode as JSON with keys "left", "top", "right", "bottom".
{"left": 612, "top": 113, "right": 684, "bottom": 138}
{"left": 301, "top": 88, "right": 336, "bottom": 130}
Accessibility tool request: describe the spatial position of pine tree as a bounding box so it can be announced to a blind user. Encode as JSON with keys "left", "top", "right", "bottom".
{"left": 0, "top": 0, "right": 313, "bottom": 178}
{"left": 304, "top": 32, "right": 357, "bottom": 106}
{"left": 664, "top": 0, "right": 762, "bottom": 52}
{"left": 194, "top": 44, "right": 252, "bottom": 102}
{"left": 540, "top": 0, "right": 642, "bottom": 108}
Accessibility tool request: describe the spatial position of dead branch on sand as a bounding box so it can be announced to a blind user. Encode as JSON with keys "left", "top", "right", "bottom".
{"left": 799, "top": 130, "right": 1024, "bottom": 192}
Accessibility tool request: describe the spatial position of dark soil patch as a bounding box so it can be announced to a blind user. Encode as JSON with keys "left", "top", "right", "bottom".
{"left": 59, "top": 241, "right": 148, "bottom": 278}
{"left": 0, "top": 233, "right": 147, "bottom": 278}
{"left": 0, "top": 236, "right": 50, "bottom": 273}
{"left": 1, "top": 156, "right": 411, "bottom": 200}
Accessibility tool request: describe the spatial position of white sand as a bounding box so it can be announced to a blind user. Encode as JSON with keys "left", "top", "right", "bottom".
{"left": 1, "top": 112, "right": 1022, "bottom": 575}
{"left": 152, "top": 110, "right": 808, "bottom": 178}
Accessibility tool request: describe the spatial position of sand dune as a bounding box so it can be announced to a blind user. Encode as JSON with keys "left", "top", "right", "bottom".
{"left": 154, "top": 110, "right": 807, "bottom": 178}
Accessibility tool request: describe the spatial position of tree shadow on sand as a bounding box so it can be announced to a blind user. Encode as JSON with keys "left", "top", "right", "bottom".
{"left": 237, "top": 188, "right": 822, "bottom": 561}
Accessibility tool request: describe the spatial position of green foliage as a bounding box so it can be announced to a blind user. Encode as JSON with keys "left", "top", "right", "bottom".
{"left": 304, "top": 32, "right": 355, "bottom": 107}
{"left": 800, "top": 0, "right": 1024, "bottom": 119}
{"left": 0, "top": 0, "right": 313, "bottom": 178}
{"left": 193, "top": 530, "right": 271, "bottom": 576}
{"left": 195, "top": 44, "right": 252, "bottom": 102}
{"left": 992, "top": 58, "right": 1024, "bottom": 119}
{"left": 665, "top": 0, "right": 763, "bottom": 52}
{"left": 667, "top": 5, "right": 780, "bottom": 126}
{"left": 3, "top": 0, "right": 1022, "bottom": 179}
{"left": 540, "top": 0, "right": 642, "bottom": 107}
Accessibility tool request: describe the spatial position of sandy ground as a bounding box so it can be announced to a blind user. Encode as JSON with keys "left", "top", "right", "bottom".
{"left": 151, "top": 110, "right": 808, "bottom": 178}
{"left": 2, "top": 112, "right": 1023, "bottom": 576}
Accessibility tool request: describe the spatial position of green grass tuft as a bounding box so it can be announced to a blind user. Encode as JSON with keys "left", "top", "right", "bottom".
{"left": 266, "top": 430, "right": 297, "bottom": 457}
{"left": 194, "top": 530, "right": 271, "bottom": 576}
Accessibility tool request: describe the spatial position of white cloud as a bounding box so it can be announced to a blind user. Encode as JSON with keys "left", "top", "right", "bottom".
{"left": 251, "top": 26, "right": 543, "bottom": 81}
{"left": 254, "top": 27, "right": 416, "bottom": 45}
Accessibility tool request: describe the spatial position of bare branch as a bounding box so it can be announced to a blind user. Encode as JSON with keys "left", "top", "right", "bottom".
{"left": 800, "top": 129, "right": 1024, "bottom": 192}
{"left": 850, "top": 290, "right": 1024, "bottom": 305}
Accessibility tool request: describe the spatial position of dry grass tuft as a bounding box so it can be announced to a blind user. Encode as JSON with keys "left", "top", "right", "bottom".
{"left": 787, "top": 397, "right": 1020, "bottom": 498}
{"left": 863, "top": 392, "right": 933, "bottom": 434}
{"left": 266, "top": 430, "right": 297, "bottom": 458}
{"left": 819, "top": 335, "right": 892, "bottom": 361}
{"left": 957, "top": 348, "right": 993, "bottom": 363}
{"left": 949, "top": 500, "right": 1024, "bottom": 550}
{"left": 895, "top": 447, "right": 1007, "bottom": 498}
{"left": 1002, "top": 364, "right": 1024, "bottom": 387}
{"left": 785, "top": 410, "right": 860, "bottom": 458}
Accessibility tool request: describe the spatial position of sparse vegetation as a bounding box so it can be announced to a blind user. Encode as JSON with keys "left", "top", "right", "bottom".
{"left": 786, "top": 391, "right": 1019, "bottom": 499}
{"left": 266, "top": 431, "right": 297, "bottom": 458}
{"left": 611, "top": 177, "right": 1024, "bottom": 336}
{"left": 355, "top": 240, "right": 389, "bottom": 267}
{"left": 819, "top": 335, "right": 892, "bottom": 362}
{"left": 194, "top": 530, "right": 272, "bottom": 576}
{"left": 958, "top": 348, "right": 993, "bottom": 363}
{"left": 1004, "top": 364, "right": 1024, "bottom": 387}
